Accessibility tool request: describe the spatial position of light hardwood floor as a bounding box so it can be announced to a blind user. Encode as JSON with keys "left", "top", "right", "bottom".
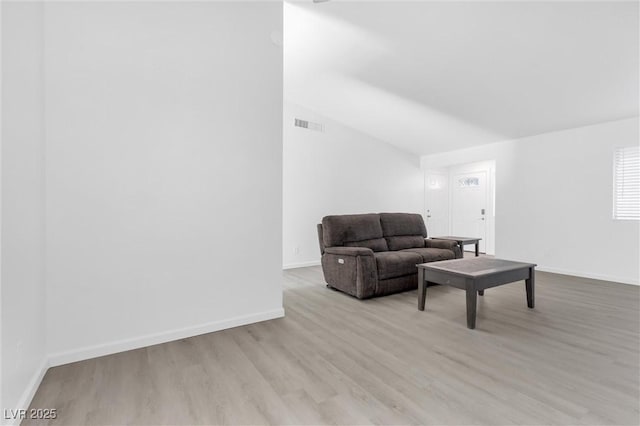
{"left": 26, "top": 265, "right": 639, "bottom": 425}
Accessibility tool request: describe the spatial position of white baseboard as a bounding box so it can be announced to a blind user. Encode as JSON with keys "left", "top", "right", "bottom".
{"left": 3, "top": 358, "right": 49, "bottom": 426}
{"left": 537, "top": 266, "right": 639, "bottom": 286}
{"left": 283, "top": 260, "right": 321, "bottom": 270}
{"left": 48, "top": 308, "right": 285, "bottom": 367}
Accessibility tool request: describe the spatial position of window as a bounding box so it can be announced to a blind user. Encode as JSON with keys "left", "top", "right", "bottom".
{"left": 458, "top": 177, "right": 479, "bottom": 187}
{"left": 613, "top": 146, "right": 639, "bottom": 220}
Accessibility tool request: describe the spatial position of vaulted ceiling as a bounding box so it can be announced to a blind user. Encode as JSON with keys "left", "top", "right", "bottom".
{"left": 285, "top": 0, "right": 639, "bottom": 155}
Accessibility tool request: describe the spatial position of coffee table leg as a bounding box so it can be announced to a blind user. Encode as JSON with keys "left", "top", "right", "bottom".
{"left": 418, "top": 268, "right": 426, "bottom": 311}
{"left": 466, "top": 283, "right": 477, "bottom": 329}
{"left": 526, "top": 267, "right": 535, "bottom": 309}
{"left": 475, "top": 242, "right": 479, "bottom": 257}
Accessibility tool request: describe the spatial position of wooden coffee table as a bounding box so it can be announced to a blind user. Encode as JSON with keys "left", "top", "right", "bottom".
{"left": 417, "top": 257, "right": 536, "bottom": 329}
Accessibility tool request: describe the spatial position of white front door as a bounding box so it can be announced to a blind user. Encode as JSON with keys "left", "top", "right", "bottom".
{"left": 451, "top": 171, "right": 487, "bottom": 253}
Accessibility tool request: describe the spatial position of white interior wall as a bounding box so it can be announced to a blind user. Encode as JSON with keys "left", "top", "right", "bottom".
{"left": 1, "top": 0, "right": 4, "bottom": 414}
{"left": 1, "top": 1, "right": 47, "bottom": 418}
{"left": 43, "top": 1, "right": 284, "bottom": 365}
{"left": 422, "top": 117, "right": 640, "bottom": 285}
{"left": 283, "top": 103, "right": 423, "bottom": 268}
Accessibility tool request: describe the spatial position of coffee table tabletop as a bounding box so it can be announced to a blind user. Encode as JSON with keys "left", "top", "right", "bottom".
{"left": 420, "top": 257, "right": 536, "bottom": 278}
{"left": 430, "top": 236, "right": 482, "bottom": 256}
{"left": 417, "top": 257, "right": 536, "bottom": 329}
{"left": 431, "top": 236, "right": 481, "bottom": 244}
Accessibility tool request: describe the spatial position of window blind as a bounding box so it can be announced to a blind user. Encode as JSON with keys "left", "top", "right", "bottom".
{"left": 613, "top": 146, "right": 640, "bottom": 220}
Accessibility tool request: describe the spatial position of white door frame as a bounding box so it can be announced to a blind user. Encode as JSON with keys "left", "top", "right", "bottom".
{"left": 423, "top": 170, "right": 449, "bottom": 237}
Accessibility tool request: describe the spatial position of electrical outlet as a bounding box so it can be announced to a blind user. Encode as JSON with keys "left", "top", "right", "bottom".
{"left": 294, "top": 247, "right": 300, "bottom": 255}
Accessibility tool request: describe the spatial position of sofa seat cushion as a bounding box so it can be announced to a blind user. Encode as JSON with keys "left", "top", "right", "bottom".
{"left": 401, "top": 248, "right": 455, "bottom": 263}
{"left": 386, "top": 235, "right": 425, "bottom": 251}
{"left": 374, "top": 251, "right": 423, "bottom": 280}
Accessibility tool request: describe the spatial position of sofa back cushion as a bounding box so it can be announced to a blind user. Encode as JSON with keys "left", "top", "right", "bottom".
{"left": 380, "top": 213, "right": 427, "bottom": 250}
{"left": 380, "top": 213, "right": 428, "bottom": 237}
{"left": 322, "top": 213, "right": 389, "bottom": 252}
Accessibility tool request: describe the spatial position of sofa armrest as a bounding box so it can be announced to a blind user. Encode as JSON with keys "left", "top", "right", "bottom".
{"left": 321, "top": 246, "right": 377, "bottom": 299}
{"left": 324, "top": 246, "right": 374, "bottom": 257}
{"left": 425, "top": 239, "right": 462, "bottom": 258}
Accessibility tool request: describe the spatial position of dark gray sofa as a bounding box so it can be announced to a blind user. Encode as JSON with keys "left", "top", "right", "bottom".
{"left": 317, "top": 213, "right": 462, "bottom": 299}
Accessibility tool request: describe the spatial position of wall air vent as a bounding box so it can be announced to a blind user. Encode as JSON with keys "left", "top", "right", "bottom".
{"left": 294, "top": 118, "right": 324, "bottom": 132}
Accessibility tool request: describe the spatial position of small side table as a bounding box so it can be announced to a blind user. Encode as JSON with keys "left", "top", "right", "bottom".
{"left": 431, "top": 236, "right": 482, "bottom": 257}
